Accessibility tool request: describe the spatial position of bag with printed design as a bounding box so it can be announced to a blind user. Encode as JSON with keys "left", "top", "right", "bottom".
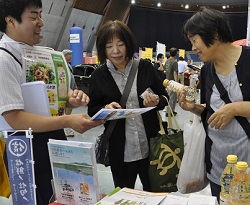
{"left": 149, "top": 102, "right": 184, "bottom": 192}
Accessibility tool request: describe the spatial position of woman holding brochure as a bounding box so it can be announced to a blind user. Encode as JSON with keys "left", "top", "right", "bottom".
{"left": 88, "top": 20, "right": 168, "bottom": 191}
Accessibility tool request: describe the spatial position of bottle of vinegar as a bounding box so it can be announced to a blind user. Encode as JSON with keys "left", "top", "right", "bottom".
{"left": 229, "top": 161, "right": 250, "bottom": 205}
{"left": 163, "top": 79, "right": 197, "bottom": 101}
{"left": 220, "top": 154, "right": 238, "bottom": 205}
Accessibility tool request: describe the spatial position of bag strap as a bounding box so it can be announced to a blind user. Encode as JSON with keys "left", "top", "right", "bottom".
{"left": 0, "top": 47, "right": 22, "bottom": 67}
{"left": 104, "top": 59, "right": 139, "bottom": 134}
{"left": 211, "top": 65, "right": 232, "bottom": 104}
{"left": 119, "top": 59, "right": 139, "bottom": 107}
{"left": 161, "top": 95, "right": 181, "bottom": 132}
{"left": 157, "top": 112, "right": 165, "bottom": 135}
{"left": 99, "top": 59, "right": 139, "bottom": 162}
{"left": 211, "top": 63, "right": 250, "bottom": 138}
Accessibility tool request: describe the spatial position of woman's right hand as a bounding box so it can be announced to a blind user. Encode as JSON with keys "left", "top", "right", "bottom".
{"left": 178, "top": 89, "right": 196, "bottom": 111}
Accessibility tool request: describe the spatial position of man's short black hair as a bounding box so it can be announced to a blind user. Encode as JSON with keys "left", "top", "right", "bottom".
{"left": 96, "top": 20, "right": 137, "bottom": 64}
{"left": 169, "top": 47, "right": 177, "bottom": 57}
{"left": 0, "top": 0, "right": 42, "bottom": 32}
{"left": 183, "top": 7, "right": 233, "bottom": 48}
{"left": 157, "top": 53, "right": 164, "bottom": 60}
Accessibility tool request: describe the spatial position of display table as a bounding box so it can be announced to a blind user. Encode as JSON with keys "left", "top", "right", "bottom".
{"left": 95, "top": 187, "right": 218, "bottom": 205}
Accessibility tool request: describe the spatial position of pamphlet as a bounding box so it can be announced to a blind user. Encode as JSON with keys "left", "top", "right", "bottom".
{"left": 187, "top": 193, "right": 218, "bottom": 205}
{"left": 161, "top": 193, "right": 218, "bottom": 205}
{"left": 21, "top": 45, "right": 70, "bottom": 116}
{"left": 161, "top": 194, "right": 188, "bottom": 205}
{"left": 95, "top": 188, "right": 218, "bottom": 205}
{"left": 91, "top": 107, "right": 155, "bottom": 121}
{"left": 95, "top": 187, "right": 168, "bottom": 205}
{"left": 48, "top": 139, "right": 99, "bottom": 205}
{"left": 0, "top": 81, "right": 50, "bottom": 131}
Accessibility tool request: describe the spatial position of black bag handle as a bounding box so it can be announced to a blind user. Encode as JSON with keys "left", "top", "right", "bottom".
{"left": 0, "top": 47, "right": 22, "bottom": 67}
{"left": 99, "top": 59, "right": 140, "bottom": 163}
{"left": 211, "top": 63, "right": 250, "bottom": 138}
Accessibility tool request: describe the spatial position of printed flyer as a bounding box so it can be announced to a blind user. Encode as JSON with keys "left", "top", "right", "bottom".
{"left": 96, "top": 187, "right": 167, "bottom": 205}
{"left": 48, "top": 139, "right": 99, "bottom": 205}
{"left": 91, "top": 107, "right": 155, "bottom": 121}
{"left": 21, "top": 45, "right": 70, "bottom": 116}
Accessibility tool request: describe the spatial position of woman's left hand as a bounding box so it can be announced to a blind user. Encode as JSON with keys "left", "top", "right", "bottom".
{"left": 143, "top": 93, "right": 159, "bottom": 107}
{"left": 67, "top": 89, "right": 90, "bottom": 107}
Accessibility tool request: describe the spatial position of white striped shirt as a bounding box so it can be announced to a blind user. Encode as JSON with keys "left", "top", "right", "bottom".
{"left": 207, "top": 68, "right": 250, "bottom": 185}
{"left": 107, "top": 60, "right": 149, "bottom": 162}
{"left": 0, "top": 34, "right": 25, "bottom": 115}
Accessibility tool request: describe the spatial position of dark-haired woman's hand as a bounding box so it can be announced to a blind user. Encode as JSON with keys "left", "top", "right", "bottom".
{"left": 143, "top": 93, "right": 159, "bottom": 107}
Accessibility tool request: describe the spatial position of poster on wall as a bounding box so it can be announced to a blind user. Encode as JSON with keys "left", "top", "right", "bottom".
{"left": 145, "top": 48, "right": 153, "bottom": 61}
{"left": 246, "top": 0, "right": 250, "bottom": 46}
{"left": 139, "top": 47, "right": 153, "bottom": 61}
{"left": 156, "top": 41, "right": 166, "bottom": 62}
{"left": 179, "top": 49, "right": 185, "bottom": 59}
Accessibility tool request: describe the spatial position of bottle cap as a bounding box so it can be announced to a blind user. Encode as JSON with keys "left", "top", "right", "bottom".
{"left": 227, "top": 154, "right": 238, "bottom": 163}
{"left": 236, "top": 161, "right": 248, "bottom": 171}
{"left": 163, "top": 79, "right": 169, "bottom": 87}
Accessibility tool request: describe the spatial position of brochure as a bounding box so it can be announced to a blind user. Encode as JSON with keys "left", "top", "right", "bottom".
{"left": 159, "top": 193, "right": 218, "bottom": 205}
{"left": 187, "top": 193, "right": 218, "bottom": 205}
{"left": 161, "top": 194, "right": 188, "bottom": 205}
{"left": 48, "top": 139, "right": 99, "bottom": 205}
{"left": 95, "top": 187, "right": 168, "bottom": 205}
{"left": 21, "top": 45, "right": 70, "bottom": 116}
{"left": 95, "top": 188, "right": 218, "bottom": 205}
{"left": 0, "top": 81, "right": 50, "bottom": 131}
{"left": 91, "top": 107, "right": 155, "bottom": 121}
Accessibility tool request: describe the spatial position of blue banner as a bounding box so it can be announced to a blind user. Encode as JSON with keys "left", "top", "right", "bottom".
{"left": 6, "top": 132, "right": 36, "bottom": 205}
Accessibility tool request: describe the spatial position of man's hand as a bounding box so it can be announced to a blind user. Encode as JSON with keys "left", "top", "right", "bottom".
{"left": 68, "top": 114, "right": 103, "bottom": 133}
{"left": 67, "top": 89, "right": 89, "bottom": 107}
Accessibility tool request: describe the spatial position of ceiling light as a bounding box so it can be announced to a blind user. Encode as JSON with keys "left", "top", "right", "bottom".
{"left": 157, "top": 3, "right": 161, "bottom": 7}
{"left": 222, "top": 5, "right": 226, "bottom": 9}
{"left": 185, "top": 4, "right": 189, "bottom": 9}
{"left": 131, "top": 0, "right": 135, "bottom": 4}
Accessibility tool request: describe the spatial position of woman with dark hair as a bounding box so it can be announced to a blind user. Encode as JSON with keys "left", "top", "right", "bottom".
{"left": 88, "top": 20, "right": 168, "bottom": 190}
{"left": 154, "top": 53, "right": 165, "bottom": 82}
{"left": 178, "top": 7, "right": 250, "bottom": 202}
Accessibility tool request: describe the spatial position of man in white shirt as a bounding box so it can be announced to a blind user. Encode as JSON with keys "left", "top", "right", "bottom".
{"left": 177, "top": 56, "right": 188, "bottom": 84}
{"left": 0, "top": 0, "right": 102, "bottom": 204}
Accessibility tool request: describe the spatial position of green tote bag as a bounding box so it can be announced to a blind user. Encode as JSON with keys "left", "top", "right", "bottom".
{"left": 149, "top": 99, "right": 184, "bottom": 193}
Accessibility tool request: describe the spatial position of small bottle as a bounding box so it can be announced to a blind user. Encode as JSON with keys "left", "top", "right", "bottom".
{"left": 229, "top": 161, "right": 250, "bottom": 205}
{"left": 220, "top": 154, "right": 238, "bottom": 205}
{"left": 163, "top": 79, "right": 197, "bottom": 101}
